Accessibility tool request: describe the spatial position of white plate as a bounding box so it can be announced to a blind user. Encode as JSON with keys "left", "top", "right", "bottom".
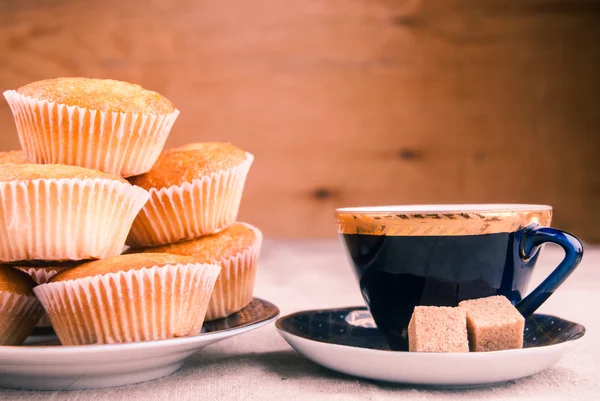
{"left": 0, "top": 298, "right": 279, "bottom": 391}
{"left": 276, "top": 307, "right": 585, "bottom": 388}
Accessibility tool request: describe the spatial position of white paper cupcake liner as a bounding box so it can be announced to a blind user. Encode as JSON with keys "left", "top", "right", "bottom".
{"left": 3, "top": 91, "right": 179, "bottom": 177}
{"left": 127, "top": 153, "right": 254, "bottom": 248}
{"left": 0, "top": 178, "right": 149, "bottom": 262}
{"left": 16, "top": 266, "right": 71, "bottom": 327}
{"left": 205, "top": 223, "right": 263, "bottom": 321}
{"left": 16, "top": 266, "right": 66, "bottom": 285}
{"left": 0, "top": 290, "right": 44, "bottom": 345}
{"left": 36, "top": 314, "right": 52, "bottom": 328}
{"left": 34, "top": 263, "right": 221, "bottom": 345}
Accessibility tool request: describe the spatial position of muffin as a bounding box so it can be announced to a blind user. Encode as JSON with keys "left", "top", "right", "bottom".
{"left": 132, "top": 222, "right": 262, "bottom": 320}
{"left": 34, "top": 253, "right": 221, "bottom": 345}
{"left": 127, "top": 142, "right": 253, "bottom": 247}
{"left": 0, "top": 164, "right": 149, "bottom": 262}
{"left": 14, "top": 261, "right": 81, "bottom": 327}
{"left": 0, "top": 150, "right": 27, "bottom": 165}
{"left": 0, "top": 265, "right": 44, "bottom": 345}
{"left": 3, "top": 77, "right": 179, "bottom": 177}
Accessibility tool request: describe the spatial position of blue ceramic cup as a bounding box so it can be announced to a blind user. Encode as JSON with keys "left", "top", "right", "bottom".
{"left": 335, "top": 204, "right": 583, "bottom": 351}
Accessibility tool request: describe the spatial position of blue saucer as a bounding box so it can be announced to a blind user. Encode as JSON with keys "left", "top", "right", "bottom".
{"left": 277, "top": 307, "right": 585, "bottom": 350}
{"left": 276, "top": 306, "right": 586, "bottom": 387}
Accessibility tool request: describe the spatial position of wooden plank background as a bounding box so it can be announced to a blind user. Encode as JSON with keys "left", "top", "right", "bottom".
{"left": 0, "top": 0, "right": 599, "bottom": 241}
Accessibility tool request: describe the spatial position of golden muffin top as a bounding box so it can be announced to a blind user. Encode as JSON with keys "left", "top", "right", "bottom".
{"left": 134, "top": 223, "right": 259, "bottom": 262}
{"left": 0, "top": 265, "right": 37, "bottom": 295}
{"left": 0, "top": 164, "right": 128, "bottom": 184}
{"left": 16, "top": 77, "right": 175, "bottom": 114}
{"left": 49, "top": 253, "right": 203, "bottom": 282}
{"left": 129, "top": 142, "right": 248, "bottom": 189}
{"left": 0, "top": 150, "right": 27, "bottom": 165}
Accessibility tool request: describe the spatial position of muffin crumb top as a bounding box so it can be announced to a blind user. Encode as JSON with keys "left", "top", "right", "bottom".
{"left": 49, "top": 253, "right": 204, "bottom": 282}
{"left": 0, "top": 265, "right": 37, "bottom": 295}
{"left": 129, "top": 142, "right": 249, "bottom": 189}
{"left": 0, "top": 150, "right": 28, "bottom": 166}
{"left": 16, "top": 77, "right": 175, "bottom": 114}
{"left": 134, "top": 223, "right": 259, "bottom": 261}
{"left": 0, "top": 164, "right": 128, "bottom": 184}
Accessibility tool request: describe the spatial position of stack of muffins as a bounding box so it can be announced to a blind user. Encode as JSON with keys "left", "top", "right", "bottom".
{"left": 0, "top": 77, "right": 261, "bottom": 346}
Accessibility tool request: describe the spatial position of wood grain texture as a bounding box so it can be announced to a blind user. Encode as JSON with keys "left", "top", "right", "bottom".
{"left": 0, "top": 0, "right": 599, "bottom": 240}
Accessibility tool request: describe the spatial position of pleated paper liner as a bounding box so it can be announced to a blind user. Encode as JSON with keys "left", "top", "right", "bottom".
{"left": 34, "top": 263, "right": 221, "bottom": 345}
{"left": 16, "top": 266, "right": 70, "bottom": 285}
{"left": 127, "top": 153, "right": 254, "bottom": 248}
{"left": 0, "top": 178, "right": 149, "bottom": 262}
{"left": 3, "top": 91, "right": 179, "bottom": 177}
{"left": 206, "top": 223, "right": 263, "bottom": 321}
{"left": 15, "top": 265, "right": 72, "bottom": 327}
{"left": 0, "top": 291, "right": 44, "bottom": 345}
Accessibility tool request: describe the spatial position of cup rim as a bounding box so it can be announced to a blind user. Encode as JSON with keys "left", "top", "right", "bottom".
{"left": 336, "top": 204, "right": 552, "bottom": 214}
{"left": 335, "top": 204, "right": 553, "bottom": 236}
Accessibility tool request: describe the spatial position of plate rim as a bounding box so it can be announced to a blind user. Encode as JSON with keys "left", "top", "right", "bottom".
{"left": 0, "top": 297, "right": 279, "bottom": 355}
{"left": 276, "top": 306, "right": 586, "bottom": 357}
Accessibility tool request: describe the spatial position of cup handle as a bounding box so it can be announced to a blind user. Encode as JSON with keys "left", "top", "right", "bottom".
{"left": 516, "top": 226, "right": 584, "bottom": 317}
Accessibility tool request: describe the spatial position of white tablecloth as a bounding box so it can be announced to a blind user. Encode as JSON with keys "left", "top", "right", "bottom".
{"left": 2, "top": 240, "right": 598, "bottom": 401}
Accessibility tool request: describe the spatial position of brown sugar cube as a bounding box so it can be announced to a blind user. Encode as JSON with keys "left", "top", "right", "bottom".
{"left": 459, "top": 295, "right": 525, "bottom": 352}
{"left": 408, "top": 306, "right": 469, "bottom": 352}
